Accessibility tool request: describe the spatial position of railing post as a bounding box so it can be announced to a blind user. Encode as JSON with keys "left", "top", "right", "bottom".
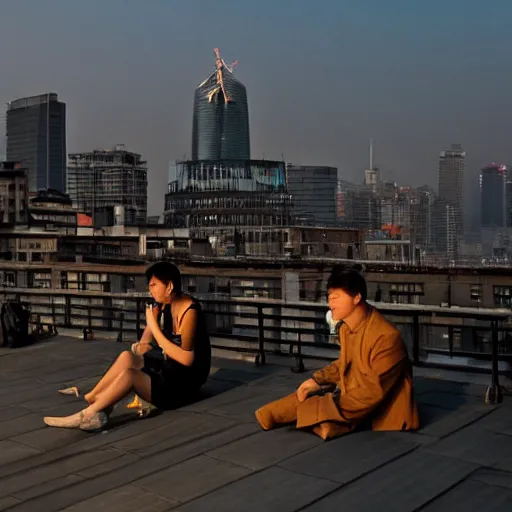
{"left": 485, "top": 320, "right": 503, "bottom": 404}
{"left": 255, "top": 305, "right": 266, "bottom": 366}
{"left": 412, "top": 313, "right": 420, "bottom": 365}
{"left": 65, "top": 296, "right": 71, "bottom": 328}
{"left": 86, "top": 302, "right": 93, "bottom": 339}
{"left": 106, "top": 299, "right": 113, "bottom": 331}
{"left": 116, "top": 310, "right": 124, "bottom": 343}
{"left": 291, "top": 332, "right": 305, "bottom": 373}
{"left": 50, "top": 298, "right": 57, "bottom": 335}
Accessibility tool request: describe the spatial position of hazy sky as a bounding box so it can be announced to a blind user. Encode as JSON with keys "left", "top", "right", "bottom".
{"left": 1, "top": 0, "right": 511, "bottom": 215}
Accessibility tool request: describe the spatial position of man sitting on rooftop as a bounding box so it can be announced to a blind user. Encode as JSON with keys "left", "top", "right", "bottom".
{"left": 255, "top": 265, "right": 419, "bottom": 440}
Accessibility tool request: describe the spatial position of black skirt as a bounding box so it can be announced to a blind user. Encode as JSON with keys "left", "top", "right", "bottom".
{"left": 141, "top": 355, "right": 204, "bottom": 410}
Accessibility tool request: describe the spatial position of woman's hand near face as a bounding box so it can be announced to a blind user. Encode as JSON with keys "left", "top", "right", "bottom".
{"left": 145, "top": 303, "right": 160, "bottom": 335}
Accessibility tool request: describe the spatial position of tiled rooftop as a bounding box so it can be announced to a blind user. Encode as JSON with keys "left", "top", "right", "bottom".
{"left": 0, "top": 336, "right": 511, "bottom": 511}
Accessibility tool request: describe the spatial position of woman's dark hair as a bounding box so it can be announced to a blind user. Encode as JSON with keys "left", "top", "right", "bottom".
{"left": 326, "top": 264, "right": 367, "bottom": 302}
{"left": 145, "top": 261, "right": 182, "bottom": 294}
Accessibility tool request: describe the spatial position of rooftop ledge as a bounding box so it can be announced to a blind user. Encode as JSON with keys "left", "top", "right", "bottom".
{"left": 0, "top": 335, "right": 511, "bottom": 511}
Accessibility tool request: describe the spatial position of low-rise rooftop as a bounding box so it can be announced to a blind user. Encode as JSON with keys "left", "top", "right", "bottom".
{"left": 0, "top": 335, "right": 511, "bottom": 511}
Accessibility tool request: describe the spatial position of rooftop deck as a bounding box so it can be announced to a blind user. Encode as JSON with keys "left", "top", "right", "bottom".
{"left": 0, "top": 335, "right": 511, "bottom": 511}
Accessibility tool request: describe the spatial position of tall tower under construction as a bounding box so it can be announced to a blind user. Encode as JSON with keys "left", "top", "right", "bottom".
{"left": 165, "top": 48, "right": 292, "bottom": 256}
{"left": 192, "top": 48, "right": 250, "bottom": 161}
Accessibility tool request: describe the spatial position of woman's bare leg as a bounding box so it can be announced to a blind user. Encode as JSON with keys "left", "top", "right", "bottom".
{"left": 44, "top": 369, "right": 152, "bottom": 430}
{"left": 85, "top": 351, "right": 143, "bottom": 404}
{"left": 86, "top": 368, "right": 152, "bottom": 414}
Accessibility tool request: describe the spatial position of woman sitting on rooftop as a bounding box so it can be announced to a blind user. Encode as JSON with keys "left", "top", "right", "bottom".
{"left": 44, "top": 261, "right": 212, "bottom": 431}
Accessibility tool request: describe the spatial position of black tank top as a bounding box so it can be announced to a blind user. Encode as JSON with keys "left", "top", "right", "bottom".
{"left": 157, "top": 298, "right": 211, "bottom": 387}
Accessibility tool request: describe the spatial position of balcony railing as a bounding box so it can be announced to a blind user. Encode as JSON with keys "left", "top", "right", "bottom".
{"left": 0, "top": 287, "right": 509, "bottom": 403}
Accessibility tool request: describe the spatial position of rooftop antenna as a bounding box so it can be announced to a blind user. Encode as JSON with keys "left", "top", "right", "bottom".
{"left": 369, "top": 138, "right": 373, "bottom": 170}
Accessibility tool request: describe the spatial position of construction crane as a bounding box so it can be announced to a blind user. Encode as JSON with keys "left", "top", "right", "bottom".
{"left": 213, "top": 47, "right": 230, "bottom": 104}
{"left": 209, "top": 48, "right": 239, "bottom": 105}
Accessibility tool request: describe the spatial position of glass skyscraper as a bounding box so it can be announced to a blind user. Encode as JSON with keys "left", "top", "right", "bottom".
{"left": 481, "top": 164, "right": 508, "bottom": 228}
{"left": 6, "top": 93, "right": 66, "bottom": 193}
{"left": 286, "top": 165, "right": 338, "bottom": 227}
{"left": 192, "top": 50, "right": 250, "bottom": 161}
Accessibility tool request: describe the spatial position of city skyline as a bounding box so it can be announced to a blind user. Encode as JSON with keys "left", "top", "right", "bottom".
{"left": 1, "top": 1, "right": 511, "bottom": 215}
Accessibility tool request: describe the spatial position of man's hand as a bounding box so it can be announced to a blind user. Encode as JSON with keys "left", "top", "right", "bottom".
{"left": 296, "top": 378, "right": 321, "bottom": 403}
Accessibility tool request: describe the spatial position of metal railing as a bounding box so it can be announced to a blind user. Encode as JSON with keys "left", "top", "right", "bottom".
{"left": 0, "top": 287, "right": 509, "bottom": 404}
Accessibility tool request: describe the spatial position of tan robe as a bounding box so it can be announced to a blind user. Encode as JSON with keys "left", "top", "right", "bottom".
{"left": 296, "top": 307, "right": 419, "bottom": 438}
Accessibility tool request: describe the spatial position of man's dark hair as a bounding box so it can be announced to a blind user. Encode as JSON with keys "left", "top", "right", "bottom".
{"left": 327, "top": 264, "right": 367, "bottom": 302}
{"left": 145, "top": 261, "right": 182, "bottom": 294}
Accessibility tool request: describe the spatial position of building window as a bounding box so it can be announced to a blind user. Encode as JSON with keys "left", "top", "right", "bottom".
{"left": 494, "top": 286, "right": 512, "bottom": 307}
{"left": 470, "top": 284, "right": 482, "bottom": 304}
{"left": 389, "top": 283, "right": 424, "bottom": 305}
{"left": 2, "top": 272, "right": 16, "bottom": 287}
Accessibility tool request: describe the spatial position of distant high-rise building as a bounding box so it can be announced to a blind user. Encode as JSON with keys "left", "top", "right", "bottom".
{"left": 411, "top": 186, "right": 435, "bottom": 250}
{"left": 364, "top": 139, "right": 380, "bottom": 193}
{"left": 395, "top": 187, "right": 413, "bottom": 230}
{"left": 287, "top": 165, "right": 338, "bottom": 226}
{"left": 336, "top": 181, "right": 344, "bottom": 220}
{"left": 378, "top": 181, "right": 398, "bottom": 226}
{"left": 0, "top": 112, "right": 6, "bottom": 161}
{"left": 437, "top": 144, "right": 465, "bottom": 255}
{"left": 192, "top": 48, "right": 250, "bottom": 161}
{"left": 431, "top": 198, "right": 458, "bottom": 260}
{"left": 480, "top": 164, "right": 507, "bottom": 228}
{"left": 342, "top": 187, "right": 380, "bottom": 230}
{"left": 6, "top": 93, "right": 66, "bottom": 193}
{"left": 507, "top": 175, "right": 512, "bottom": 228}
{"left": 67, "top": 145, "right": 147, "bottom": 226}
{"left": 337, "top": 180, "right": 364, "bottom": 225}
{"left": 364, "top": 168, "right": 380, "bottom": 193}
